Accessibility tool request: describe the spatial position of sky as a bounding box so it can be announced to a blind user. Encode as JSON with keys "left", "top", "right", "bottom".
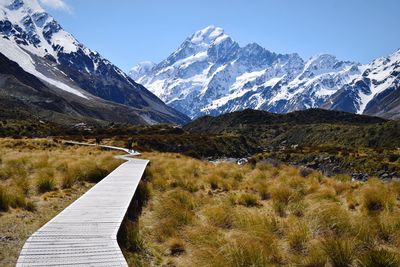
{"left": 42, "top": 0, "right": 400, "bottom": 72}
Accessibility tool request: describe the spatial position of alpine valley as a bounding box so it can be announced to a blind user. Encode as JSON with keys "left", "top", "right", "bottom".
{"left": 0, "top": 0, "right": 189, "bottom": 126}
{"left": 130, "top": 25, "right": 400, "bottom": 119}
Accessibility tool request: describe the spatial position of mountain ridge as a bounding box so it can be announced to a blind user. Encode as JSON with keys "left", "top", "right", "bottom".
{"left": 130, "top": 25, "right": 399, "bottom": 119}
{"left": 0, "top": 0, "right": 190, "bottom": 125}
{"left": 184, "top": 108, "right": 387, "bottom": 134}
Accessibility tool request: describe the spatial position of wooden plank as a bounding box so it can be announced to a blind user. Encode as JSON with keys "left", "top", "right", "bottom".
{"left": 16, "top": 143, "right": 148, "bottom": 266}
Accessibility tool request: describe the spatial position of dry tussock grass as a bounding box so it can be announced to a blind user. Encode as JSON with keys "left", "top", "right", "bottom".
{"left": 0, "top": 138, "right": 122, "bottom": 266}
{"left": 127, "top": 152, "right": 400, "bottom": 266}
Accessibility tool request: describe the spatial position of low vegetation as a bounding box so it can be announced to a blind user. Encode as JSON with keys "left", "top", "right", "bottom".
{"left": 124, "top": 152, "right": 400, "bottom": 267}
{"left": 1, "top": 108, "right": 399, "bottom": 267}
{"left": 0, "top": 138, "right": 122, "bottom": 266}
{"left": 254, "top": 145, "right": 400, "bottom": 179}
{"left": 3, "top": 108, "right": 399, "bottom": 181}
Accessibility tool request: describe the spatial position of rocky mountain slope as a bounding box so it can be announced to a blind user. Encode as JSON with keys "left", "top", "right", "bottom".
{"left": 130, "top": 25, "right": 399, "bottom": 119}
{"left": 323, "top": 50, "right": 400, "bottom": 119}
{"left": 0, "top": 0, "right": 189, "bottom": 125}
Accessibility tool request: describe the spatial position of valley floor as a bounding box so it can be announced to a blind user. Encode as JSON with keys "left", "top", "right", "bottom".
{"left": 1, "top": 138, "right": 400, "bottom": 266}
{"left": 125, "top": 152, "right": 400, "bottom": 267}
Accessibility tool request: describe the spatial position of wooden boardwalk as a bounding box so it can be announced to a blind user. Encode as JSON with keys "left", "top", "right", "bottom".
{"left": 17, "top": 142, "right": 149, "bottom": 266}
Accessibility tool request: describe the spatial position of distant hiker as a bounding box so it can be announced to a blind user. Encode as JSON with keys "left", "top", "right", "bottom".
{"left": 127, "top": 139, "right": 133, "bottom": 153}
{"left": 95, "top": 136, "right": 101, "bottom": 146}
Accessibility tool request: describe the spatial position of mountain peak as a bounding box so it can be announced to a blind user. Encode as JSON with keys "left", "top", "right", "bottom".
{"left": 129, "top": 61, "right": 155, "bottom": 80}
{"left": 129, "top": 26, "right": 398, "bottom": 120}
{"left": 308, "top": 53, "right": 337, "bottom": 62}
{"left": 304, "top": 54, "right": 341, "bottom": 70}
{"left": 189, "top": 25, "right": 229, "bottom": 46}
{"left": 0, "top": 0, "right": 81, "bottom": 56}
{"left": 0, "top": 0, "right": 190, "bottom": 125}
{"left": 3, "top": 0, "right": 44, "bottom": 13}
{"left": 385, "top": 48, "right": 400, "bottom": 61}
{"left": 1, "top": 0, "right": 45, "bottom": 24}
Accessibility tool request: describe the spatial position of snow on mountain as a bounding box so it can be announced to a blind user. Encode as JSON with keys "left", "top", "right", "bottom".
{"left": 0, "top": 0, "right": 189, "bottom": 124}
{"left": 129, "top": 61, "right": 155, "bottom": 80}
{"left": 130, "top": 25, "right": 399, "bottom": 119}
{"left": 0, "top": 0, "right": 87, "bottom": 98}
{"left": 358, "top": 52, "right": 399, "bottom": 113}
{"left": 324, "top": 49, "right": 400, "bottom": 118}
{"left": 129, "top": 26, "right": 356, "bottom": 118}
{"left": 0, "top": 36, "right": 88, "bottom": 98}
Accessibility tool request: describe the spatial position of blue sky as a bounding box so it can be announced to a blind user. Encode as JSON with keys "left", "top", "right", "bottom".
{"left": 44, "top": 0, "right": 400, "bottom": 72}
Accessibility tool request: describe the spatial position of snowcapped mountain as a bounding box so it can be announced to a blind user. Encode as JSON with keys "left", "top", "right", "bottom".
{"left": 130, "top": 25, "right": 399, "bottom": 119}
{"left": 0, "top": 0, "right": 189, "bottom": 125}
{"left": 324, "top": 49, "right": 400, "bottom": 118}
{"left": 129, "top": 61, "right": 156, "bottom": 81}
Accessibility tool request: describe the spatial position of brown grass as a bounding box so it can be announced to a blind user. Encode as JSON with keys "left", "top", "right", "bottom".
{"left": 125, "top": 152, "right": 400, "bottom": 266}
{"left": 0, "top": 138, "right": 123, "bottom": 266}
{"left": 361, "top": 179, "right": 396, "bottom": 213}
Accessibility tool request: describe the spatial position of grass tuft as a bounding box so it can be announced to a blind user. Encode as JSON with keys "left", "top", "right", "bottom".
{"left": 167, "top": 238, "right": 185, "bottom": 256}
{"left": 36, "top": 170, "right": 56, "bottom": 193}
{"left": 286, "top": 220, "right": 310, "bottom": 253}
{"left": 120, "top": 221, "right": 144, "bottom": 252}
{"left": 362, "top": 182, "right": 395, "bottom": 213}
{"left": 271, "top": 184, "right": 294, "bottom": 216}
{"left": 310, "top": 203, "right": 351, "bottom": 236}
{"left": 203, "top": 204, "right": 234, "bottom": 229}
{"left": 0, "top": 186, "right": 12, "bottom": 211}
{"left": 238, "top": 193, "right": 260, "bottom": 207}
{"left": 359, "top": 248, "right": 400, "bottom": 267}
{"left": 321, "top": 238, "right": 355, "bottom": 267}
{"left": 153, "top": 189, "right": 195, "bottom": 239}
